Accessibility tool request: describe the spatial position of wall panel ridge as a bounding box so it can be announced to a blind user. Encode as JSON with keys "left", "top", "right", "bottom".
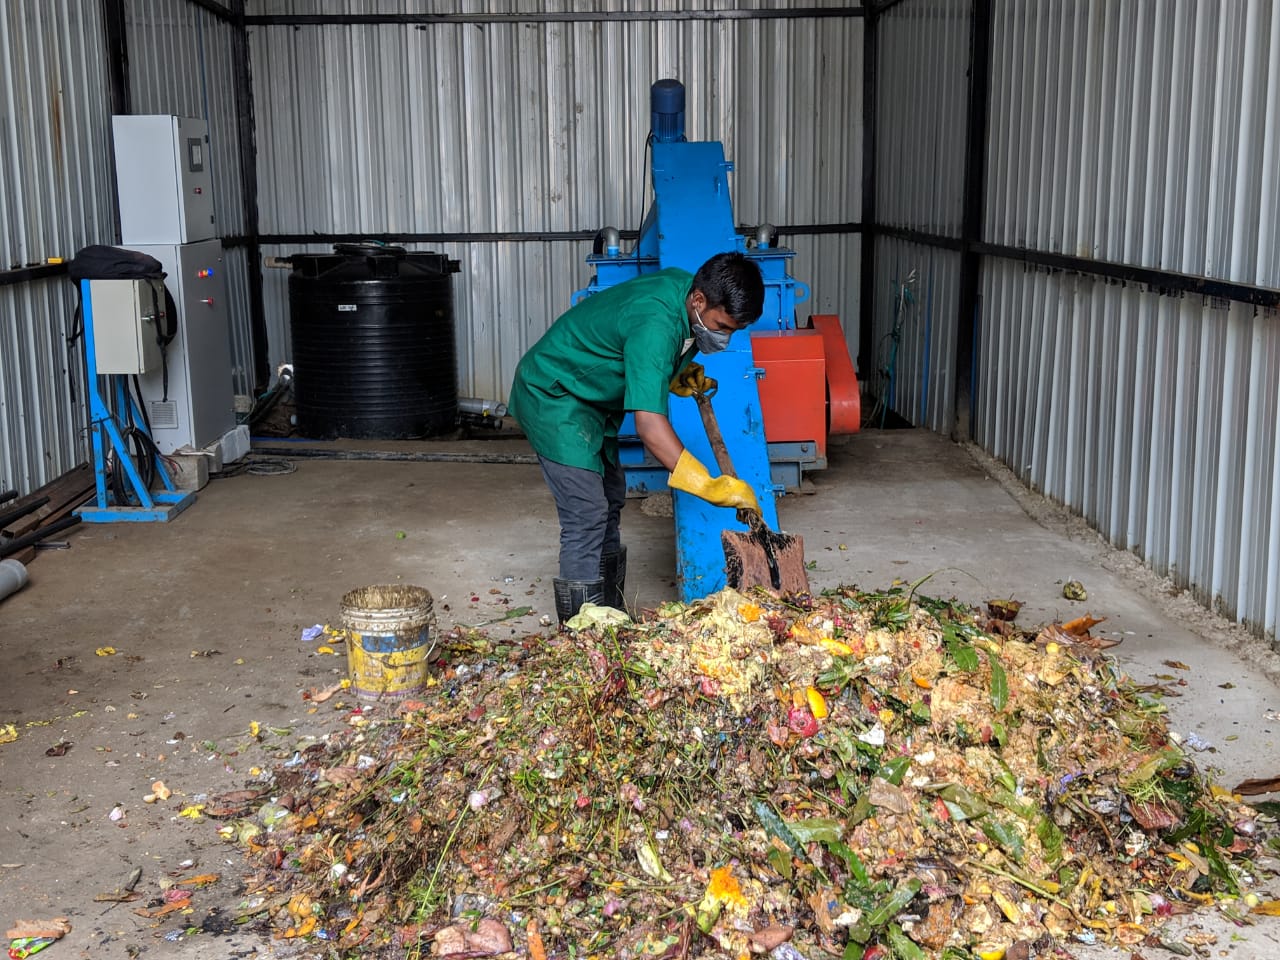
{"left": 1, "top": 0, "right": 116, "bottom": 492}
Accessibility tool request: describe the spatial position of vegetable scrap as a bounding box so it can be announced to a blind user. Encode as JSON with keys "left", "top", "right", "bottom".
{"left": 214, "top": 585, "right": 1275, "bottom": 958}
{"left": 304, "top": 680, "right": 350, "bottom": 703}
{"left": 123, "top": 867, "right": 224, "bottom": 932}
{"left": 1061, "top": 581, "right": 1087, "bottom": 602}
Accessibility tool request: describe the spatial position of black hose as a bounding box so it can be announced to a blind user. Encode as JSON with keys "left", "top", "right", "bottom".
{"left": 247, "top": 382, "right": 289, "bottom": 426}
{"left": 0, "top": 490, "right": 17, "bottom": 505}
{"left": 0, "top": 496, "right": 51, "bottom": 530}
{"left": 109, "top": 429, "right": 159, "bottom": 506}
{"left": 250, "top": 446, "right": 538, "bottom": 465}
{"left": 0, "top": 514, "right": 82, "bottom": 558}
{"left": 107, "top": 376, "right": 160, "bottom": 506}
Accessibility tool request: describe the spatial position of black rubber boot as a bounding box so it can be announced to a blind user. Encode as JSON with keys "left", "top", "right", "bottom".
{"left": 599, "top": 545, "right": 627, "bottom": 611}
{"left": 553, "top": 577, "right": 606, "bottom": 624}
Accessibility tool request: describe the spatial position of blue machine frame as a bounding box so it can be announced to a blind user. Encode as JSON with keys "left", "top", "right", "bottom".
{"left": 76, "top": 279, "right": 195, "bottom": 523}
{"left": 571, "top": 81, "right": 809, "bottom": 601}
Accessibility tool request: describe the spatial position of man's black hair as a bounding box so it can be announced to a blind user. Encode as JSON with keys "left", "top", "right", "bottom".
{"left": 692, "top": 251, "right": 765, "bottom": 327}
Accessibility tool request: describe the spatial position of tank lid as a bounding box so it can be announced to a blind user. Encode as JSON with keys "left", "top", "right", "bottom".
{"left": 289, "top": 247, "right": 461, "bottom": 280}
{"left": 334, "top": 241, "right": 407, "bottom": 259}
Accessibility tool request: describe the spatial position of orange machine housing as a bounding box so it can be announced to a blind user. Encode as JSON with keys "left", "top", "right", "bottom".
{"left": 751, "top": 314, "right": 861, "bottom": 461}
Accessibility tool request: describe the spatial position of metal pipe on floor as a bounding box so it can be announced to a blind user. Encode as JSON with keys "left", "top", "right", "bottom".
{"left": 0, "top": 515, "right": 82, "bottom": 558}
{"left": 0, "top": 496, "right": 50, "bottom": 530}
{"left": 250, "top": 447, "right": 538, "bottom": 465}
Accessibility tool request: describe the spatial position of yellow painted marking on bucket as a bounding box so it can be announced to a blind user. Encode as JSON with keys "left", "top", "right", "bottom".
{"left": 347, "top": 631, "right": 435, "bottom": 700}
{"left": 340, "top": 584, "right": 437, "bottom": 702}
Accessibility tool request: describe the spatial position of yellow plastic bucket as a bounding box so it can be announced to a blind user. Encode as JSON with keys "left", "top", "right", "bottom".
{"left": 340, "top": 584, "right": 437, "bottom": 701}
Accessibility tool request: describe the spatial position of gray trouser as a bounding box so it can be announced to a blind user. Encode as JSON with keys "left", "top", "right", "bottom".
{"left": 538, "top": 455, "right": 626, "bottom": 580}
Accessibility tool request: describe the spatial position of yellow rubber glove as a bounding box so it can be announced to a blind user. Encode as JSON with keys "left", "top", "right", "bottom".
{"left": 668, "top": 450, "right": 760, "bottom": 513}
{"left": 669, "top": 362, "right": 718, "bottom": 398}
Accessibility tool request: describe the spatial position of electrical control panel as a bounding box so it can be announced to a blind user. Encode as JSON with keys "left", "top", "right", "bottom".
{"left": 122, "top": 240, "right": 235, "bottom": 453}
{"left": 112, "top": 115, "right": 216, "bottom": 244}
{"left": 87, "top": 278, "right": 167, "bottom": 375}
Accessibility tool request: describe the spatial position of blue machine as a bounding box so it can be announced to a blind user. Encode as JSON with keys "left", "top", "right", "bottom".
{"left": 572, "top": 79, "right": 810, "bottom": 600}
{"left": 77, "top": 279, "right": 195, "bottom": 523}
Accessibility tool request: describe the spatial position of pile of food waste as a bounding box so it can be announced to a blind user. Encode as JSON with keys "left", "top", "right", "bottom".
{"left": 214, "top": 585, "right": 1276, "bottom": 959}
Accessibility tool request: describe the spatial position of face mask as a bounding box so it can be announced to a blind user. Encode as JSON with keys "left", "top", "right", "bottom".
{"left": 692, "top": 309, "right": 732, "bottom": 353}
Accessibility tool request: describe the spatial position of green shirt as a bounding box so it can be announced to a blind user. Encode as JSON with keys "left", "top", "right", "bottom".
{"left": 509, "top": 268, "right": 696, "bottom": 472}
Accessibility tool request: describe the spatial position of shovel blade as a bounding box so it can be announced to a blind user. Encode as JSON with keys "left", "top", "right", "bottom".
{"left": 722, "top": 529, "right": 809, "bottom": 596}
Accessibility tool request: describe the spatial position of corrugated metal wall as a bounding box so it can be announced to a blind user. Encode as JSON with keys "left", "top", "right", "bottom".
{"left": 0, "top": 0, "right": 114, "bottom": 494}
{"left": 973, "top": 0, "right": 1280, "bottom": 640}
{"left": 869, "top": 238, "right": 961, "bottom": 430}
{"left": 977, "top": 268, "right": 1280, "bottom": 638}
{"left": 984, "top": 0, "right": 1279, "bottom": 288}
{"left": 247, "top": 1, "right": 863, "bottom": 401}
{"left": 0, "top": 0, "right": 252, "bottom": 496}
{"left": 871, "top": 0, "right": 968, "bottom": 432}
{"left": 868, "top": 0, "right": 1280, "bottom": 642}
{"left": 124, "top": 0, "right": 255, "bottom": 396}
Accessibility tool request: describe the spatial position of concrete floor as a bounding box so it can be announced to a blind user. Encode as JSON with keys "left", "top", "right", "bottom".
{"left": 2, "top": 428, "right": 1278, "bottom": 958}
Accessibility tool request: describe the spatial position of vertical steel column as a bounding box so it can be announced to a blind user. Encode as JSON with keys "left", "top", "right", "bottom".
{"left": 955, "top": 0, "right": 992, "bottom": 439}
{"left": 100, "top": 0, "right": 130, "bottom": 246}
{"left": 858, "top": 3, "right": 879, "bottom": 380}
{"left": 230, "top": 0, "right": 270, "bottom": 393}
{"left": 100, "top": 0, "right": 130, "bottom": 116}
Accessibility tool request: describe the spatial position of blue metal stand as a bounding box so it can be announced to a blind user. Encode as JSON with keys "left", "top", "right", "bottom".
{"left": 76, "top": 280, "right": 195, "bottom": 523}
{"left": 572, "top": 83, "right": 811, "bottom": 601}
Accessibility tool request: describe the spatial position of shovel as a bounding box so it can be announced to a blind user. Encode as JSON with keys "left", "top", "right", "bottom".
{"left": 692, "top": 391, "right": 810, "bottom": 596}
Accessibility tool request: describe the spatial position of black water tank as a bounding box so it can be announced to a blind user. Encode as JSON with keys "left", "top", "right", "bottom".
{"left": 288, "top": 244, "right": 461, "bottom": 439}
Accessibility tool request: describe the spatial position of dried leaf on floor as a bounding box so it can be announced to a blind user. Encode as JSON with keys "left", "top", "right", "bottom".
{"left": 1233, "top": 776, "right": 1280, "bottom": 796}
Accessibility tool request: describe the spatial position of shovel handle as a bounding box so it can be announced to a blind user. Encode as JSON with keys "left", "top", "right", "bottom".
{"left": 693, "top": 392, "right": 737, "bottom": 479}
{"left": 693, "top": 392, "right": 768, "bottom": 532}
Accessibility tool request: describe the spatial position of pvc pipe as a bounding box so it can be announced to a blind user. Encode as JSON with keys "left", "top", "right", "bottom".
{"left": 458, "top": 397, "right": 508, "bottom": 419}
{"left": 0, "top": 558, "right": 28, "bottom": 602}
